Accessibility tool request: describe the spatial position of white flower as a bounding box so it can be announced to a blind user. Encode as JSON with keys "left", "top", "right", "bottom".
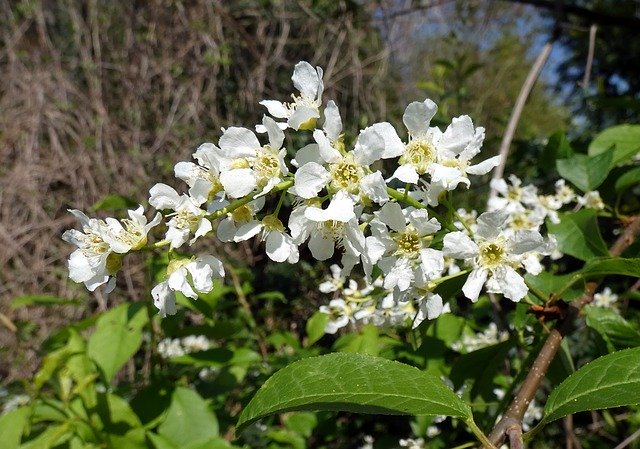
{"left": 427, "top": 115, "right": 499, "bottom": 191}
{"left": 292, "top": 101, "right": 390, "bottom": 203}
{"left": 390, "top": 99, "right": 442, "bottom": 184}
{"left": 554, "top": 179, "right": 576, "bottom": 205}
{"left": 151, "top": 255, "right": 225, "bottom": 317}
{"left": 443, "top": 210, "right": 547, "bottom": 302}
{"left": 216, "top": 197, "right": 265, "bottom": 242}
{"left": 174, "top": 142, "right": 227, "bottom": 205}
{"left": 577, "top": 191, "right": 605, "bottom": 210}
{"left": 260, "top": 61, "right": 324, "bottom": 130}
{"left": 488, "top": 175, "right": 538, "bottom": 213}
{"left": 290, "top": 191, "right": 365, "bottom": 262}
{"left": 103, "top": 205, "right": 162, "bottom": 253}
{"left": 233, "top": 214, "right": 299, "bottom": 263}
{"left": 148, "top": 183, "right": 212, "bottom": 248}
{"left": 365, "top": 201, "right": 443, "bottom": 290}
{"left": 217, "top": 116, "right": 288, "bottom": 198}
{"left": 319, "top": 299, "right": 352, "bottom": 334}
{"left": 62, "top": 210, "right": 121, "bottom": 292}
{"left": 593, "top": 287, "right": 619, "bottom": 308}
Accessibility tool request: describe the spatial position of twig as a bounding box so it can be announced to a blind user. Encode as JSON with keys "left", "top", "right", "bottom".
{"left": 564, "top": 415, "right": 583, "bottom": 449}
{"left": 613, "top": 427, "right": 640, "bottom": 449}
{"left": 580, "top": 24, "right": 597, "bottom": 88}
{"left": 487, "top": 216, "right": 640, "bottom": 447}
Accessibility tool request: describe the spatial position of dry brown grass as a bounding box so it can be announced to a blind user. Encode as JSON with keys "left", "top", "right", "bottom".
{"left": 0, "top": 0, "right": 393, "bottom": 380}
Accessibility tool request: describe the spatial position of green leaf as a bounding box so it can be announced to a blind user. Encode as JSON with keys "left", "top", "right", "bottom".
{"left": 542, "top": 347, "right": 640, "bottom": 424}
{"left": 305, "top": 312, "right": 329, "bottom": 346}
{"left": 547, "top": 210, "right": 609, "bottom": 261}
{"left": 542, "top": 131, "right": 573, "bottom": 171}
{"left": 450, "top": 340, "right": 515, "bottom": 401}
{"left": 581, "top": 257, "right": 640, "bottom": 278}
{"left": 0, "top": 406, "right": 29, "bottom": 449}
{"left": 589, "top": 124, "right": 640, "bottom": 166}
{"left": 585, "top": 306, "right": 640, "bottom": 352}
{"left": 157, "top": 387, "right": 219, "bottom": 447}
{"left": 11, "top": 295, "right": 81, "bottom": 308}
{"left": 333, "top": 324, "right": 380, "bottom": 356}
{"left": 90, "top": 194, "right": 138, "bottom": 211}
{"left": 87, "top": 303, "right": 148, "bottom": 383}
{"left": 525, "top": 272, "right": 585, "bottom": 301}
{"left": 556, "top": 149, "right": 614, "bottom": 192}
{"left": 615, "top": 166, "right": 640, "bottom": 193}
{"left": 236, "top": 352, "right": 472, "bottom": 434}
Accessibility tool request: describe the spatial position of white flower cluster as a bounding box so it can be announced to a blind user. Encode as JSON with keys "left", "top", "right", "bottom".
{"left": 64, "top": 61, "right": 568, "bottom": 323}
{"left": 451, "top": 322, "right": 509, "bottom": 353}
{"left": 157, "top": 335, "right": 212, "bottom": 359}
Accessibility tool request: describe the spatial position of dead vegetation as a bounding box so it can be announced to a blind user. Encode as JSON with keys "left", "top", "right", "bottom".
{"left": 0, "top": 0, "right": 392, "bottom": 380}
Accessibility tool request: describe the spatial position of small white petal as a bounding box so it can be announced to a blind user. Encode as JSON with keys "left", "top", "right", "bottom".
{"left": 260, "top": 100, "right": 289, "bottom": 118}
{"left": 149, "top": 184, "right": 181, "bottom": 210}
{"left": 391, "top": 164, "right": 419, "bottom": 184}
{"left": 323, "top": 100, "right": 342, "bottom": 142}
{"left": 494, "top": 265, "right": 528, "bottom": 301}
{"left": 219, "top": 127, "right": 260, "bottom": 157}
{"left": 403, "top": 99, "right": 437, "bottom": 136}
{"left": 220, "top": 168, "right": 257, "bottom": 198}
{"left": 462, "top": 268, "right": 488, "bottom": 302}
{"left": 443, "top": 232, "right": 479, "bottom": 259}
{"left": 293, "top": 162, "right": 330, "bottom": 199}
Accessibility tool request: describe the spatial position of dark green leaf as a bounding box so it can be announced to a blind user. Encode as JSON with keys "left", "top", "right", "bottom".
{"left": 615, "top": 166, "right": 640, "bottom": 193}
{"left": 542, "top": 131, "right": 573, "bottom": 171}
{"left": 588, "top": 124, "right": 640, "bottom": 166}
{"left": 585, "top": 305, "right": 640, "bottom": 351}
{"left": 87, "top": 303, "right": 148, "bottom": 383}
{"left": 90, "top": 194, "right": 138, "bottom": 211}
{"left": 581, "top": 257, "right": 640, "bottom": 278}
{"left": 333, "top": 324, "right": 380, "bottom": 356}
{"left": 556, "top": 149, "right": 614, "bottom": 192}
{"left": 450, "top": 340, "right": 515, "bottom": 401}
{"left": 236, "top": 352, "right": 472, "bottom": 434}
{"left": 158, "top": 387, "right": 219, "bottom": 446}
{"left": 543, "top": 347, "right": 640, "bottom": 424}
{"left": 547, "top": 210, "right": 609, "bottom": 261}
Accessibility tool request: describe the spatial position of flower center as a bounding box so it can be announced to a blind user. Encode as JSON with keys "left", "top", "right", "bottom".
{"left": 262, "top": 214, "right": 285, "bottom": 233}
{"left": 318, "top": 221, "right": 345, "bottom": 244}
{"left": 400, "top": 137, "right": 436, "bottom": 174}
{"left": 479, "top": 241, "right": 506, "bottom": 268}
{"left": 254, "top": 148, "right": 281, "bottom": 185}
{"left": 329, "top": 157, "right": 363, "bottom": 193}
{"left": 393, "top": 228, "right": 422, "bottom": 259}
{"left": 174, "top": 209, "right": 200, "bottom": 230}
{"left": 231, "top": 205, "right": 253, "bottom": 223}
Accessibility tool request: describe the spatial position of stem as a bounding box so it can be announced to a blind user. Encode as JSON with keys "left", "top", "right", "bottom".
{"left": 386, "top": 186, "right": 455, "bottom": 231}
{"left": 466, "top": 418, "right": 498, "bottom": 449}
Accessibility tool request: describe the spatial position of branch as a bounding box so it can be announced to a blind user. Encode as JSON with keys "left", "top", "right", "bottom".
{"left": 487, "top": 215, "right": 640, "bottom": 447}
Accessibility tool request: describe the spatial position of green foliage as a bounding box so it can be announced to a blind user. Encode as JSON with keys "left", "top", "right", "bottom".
{"left": 87, "top": 303, "right": 148, "bottom": 383}
{"left": 588, "top": 124, "right": 640, "bottom": 165}
{"left": 546, "top": 210, "right": 609, "bottom": 261}
{"left": 541, "top": 347, "right": 640, "bottom": 425}
{"left": 236, "top": 352, "right": 472, "bottom": 433}
{"left": 556, "top": 148, "right": 614, "bottom": 192}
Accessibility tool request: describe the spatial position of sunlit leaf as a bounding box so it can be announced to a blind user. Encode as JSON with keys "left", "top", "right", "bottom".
{"left": 588, "top": 124, "right": 640, "bottom": 166}
{"left": 87, "top": 303, "right": 148, "bottom": 383}
{"left": 547, "top": 210, "right": 609, "bottom": 261}
{"left": 236, "top": 352, "right": 472, "bottom": 434}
